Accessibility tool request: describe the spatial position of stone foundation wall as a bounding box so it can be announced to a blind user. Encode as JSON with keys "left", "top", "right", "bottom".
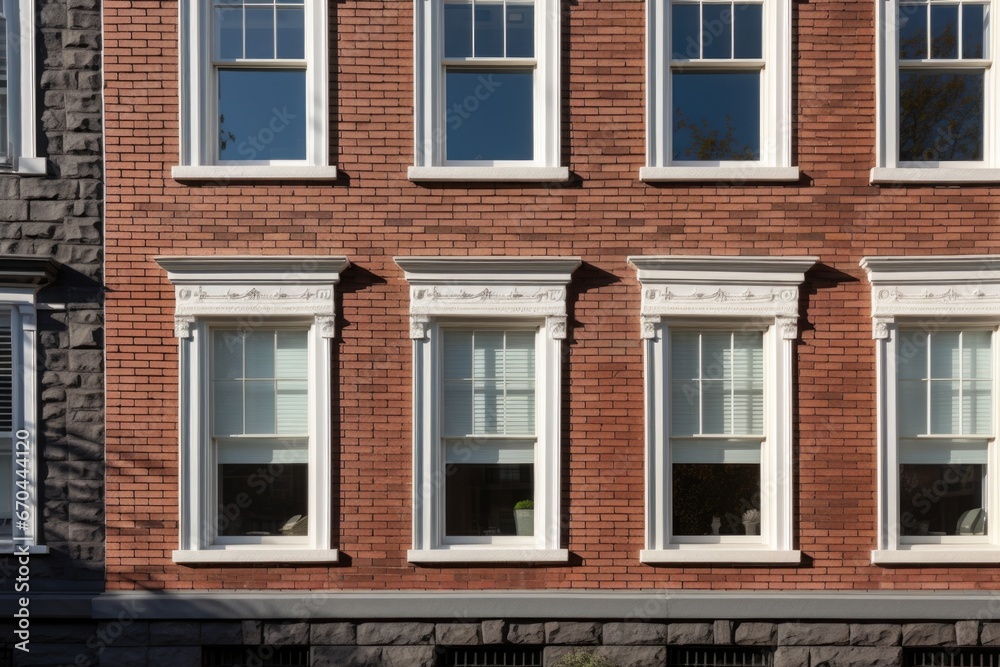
{"left": 88, "top": 619, "right": 1000, "bottom": 667}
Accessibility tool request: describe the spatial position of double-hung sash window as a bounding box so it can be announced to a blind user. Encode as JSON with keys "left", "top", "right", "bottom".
{"left": 410, "top": 0, "right": 566, "bottom": 181}
{"left": 669, "top": 329, "right": 764, "bottom": 540}
{"left": 176, "top": 0, "right": 334, "bottom": 179}
{"left": 0, "top": 0, "right": 45, "bottom": 174}
{"left": 643, "top": 0, "right": 796, "bottom": 180}
{"left": 0, "top": 312, "right": 12, "bottom": 540}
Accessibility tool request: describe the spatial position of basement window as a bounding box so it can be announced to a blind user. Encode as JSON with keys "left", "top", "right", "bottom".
{"left": 669, "top": 647, "right": 774, "bottom": 667}
{"left": 441, "top": 647, "right": 543, "bottom": 667}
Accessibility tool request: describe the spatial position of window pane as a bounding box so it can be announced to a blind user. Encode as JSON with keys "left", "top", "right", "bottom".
{"left": 445, "top": 463, "right": 533, "bottom": 536}
{"left": 245, "top": 380, "right": 277, "bottom": 433}
{"left": 929, "top": 380, "right": 959, "bottom": 433}
{"left": 276, "top": 380, "right": 308, "bottom": 433}
{"left": 963, "top": 330, "right": 992, "bottom": 378}
{"left": 734, "top": 3, "right": 763, "bottom": 58}
{"left": 701, "top": 4, "right": 733, "bottom": 59}
{"left": 213, "top": 330, "right": 244, "bottom": 379}
{"left": 899, "top": 4, "right": 928, "bottom": 59}
{"left": 474, "top": 4, "right": 504, "bottom": 57}
{"left": 930, "top": 4, "right": 959, "bottom": 59}
{"left": 218, "top": 69, "right": 307, "bottom": 160}
{"left": 245, "top": 6, "right": 276, "bottom": 59}
{"left": 671, "top": 381, "right": 699, "bottom": 436}
{"left": 702, "top": 380, "right": 726, "bottom": 433}
{"left": 672, "top": 463, "right": 760, "bottom": 536}
{"left": 897, "top": 380, "right": 927, "bottom": 437}
{"left": 474, "top": 379, "right": 504, "bottom": 433}
{"left": 670, "top": 330, "right": 699, "bottom": 380}
{"left": 506, "top": 5, "right": 534, "bottom": 57}
{"left": 897, "top": 329, "right": 929, "bottom": 380}
{"left": 899, "top": 70, "right": 984, "bottom": 162}
{"left": 963, "top": 4, "right": 985, "bottom": 58}
{"left": 701, "top": 331, "right": 731, "bottom": 380}
{"left": 673, "top": 71, "right": 761, "bottom": 161}
{"left": 962, "top": 380, "right": 992, "bottom": 434}
{"left": 216, "top": 6, "right": 244, "bottom": 60}
{"left": 444, "top": 3, "right": 473, "bottom": 57}
{"left": 929, "top": 331, "right": 960, "bottom": 379}
{"left": 899, "top": 463, "right": 985, "bottom": 536}
{"left": 217, "top": 462, "right": 308, "bottom": 536}
{"left": 443, "top": 330, "right": 474, "bottom": 436}
{"left": 275, "top": 330, "right": 308, "bottom": 378}
{"left": 446, "top": 69, "right": 534, "bottom": 161}
{"left": 671, "top": 4, "right": 701, "bottom": 59}
{"left": 245, "top": 330, "right": 276, "bottom": 379}
{"left": 213, "top": 380, "right": 245, "bottom": 435}
{"left": 275, "top": 6, "right": 305, "bottom": 59}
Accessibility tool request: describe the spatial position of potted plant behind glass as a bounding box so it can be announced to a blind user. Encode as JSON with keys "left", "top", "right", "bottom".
{"left": 513, "top": 499, "right": 534, "bottom": 536}
{"left": 742, "top": 508, "right": 761, "bottom": 535}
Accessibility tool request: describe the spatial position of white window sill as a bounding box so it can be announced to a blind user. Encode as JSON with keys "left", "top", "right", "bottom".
{"left": 872, "top": 548, "right": 1000, "bottom": 565}
{"left": 407, "top": 548, "right": 570, "bottom": 564}
{"left": 0, "top": 544, "right": 49, "bottom": 555}
{"left": 407, "top": 166, "right": 570, "bottom": 183}
{"left": 171, "top": 165, "right": 339, "bottom": 182}
{"left": 870, "top": 167, "right": 1000, "bottom": 184}
{"left": 640, "top": 548, "right": 802, "bottom": 565}
{"left": 639, "top": 166, "right": 801, "bottom": 183}
{"left": 172, "top": 548, "right": 340, "bottom": 564}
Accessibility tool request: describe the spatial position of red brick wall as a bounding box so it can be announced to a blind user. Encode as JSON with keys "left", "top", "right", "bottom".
{"left": 102, "top": 0, "right": 999, "bottom": 591}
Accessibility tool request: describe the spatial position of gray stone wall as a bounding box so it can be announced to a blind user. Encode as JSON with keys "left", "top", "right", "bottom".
{"left": 0, "top": 0, "right": 103, "bottom": 590}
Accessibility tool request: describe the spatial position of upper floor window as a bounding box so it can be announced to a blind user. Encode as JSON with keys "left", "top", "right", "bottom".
{"left": 641, "top": 0, "right": 798, "bottom": 182}
{"left": 409, "top": 0, "right": 569, "bottom": 182}
{"left": 0, "top": 0, "right": 46, "bottom": 175}
{"left": 173, "top": 0, "right": 337, "bottom": 181}
{"left": 873, "top": 0, "right": 1000, "bottom": 182}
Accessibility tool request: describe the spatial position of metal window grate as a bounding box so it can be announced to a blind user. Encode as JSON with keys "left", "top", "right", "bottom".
{"left": 0, "top": 646, "right": 12, "bottom": 667}
{"left": 669, "top": 647, "right": 774, "bottom": 667}
{"left": 907, "top": 648, "right": 1000, "bottom": 667}
{"left": 202, "top": 646, "right": 309, "bottom": 667}
{"left": 442, "top": 647, "right": 543, "bottom": 667}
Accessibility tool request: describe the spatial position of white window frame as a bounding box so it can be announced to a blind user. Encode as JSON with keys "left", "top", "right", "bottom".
{"left": 0, "top": 257, "right": 57, "bottom": 555}
{"left": 863, "top": 255, "right": 1000, "bottom": 564}
{"left": 396, "top": 256, "right": 579, "bottom": 563}
{"left": 173, "top": 0, "right": 337, "bottom": 182}
{"left": 873, "top": 0, "right": 1000, "bottom": 183}
{"left": 157, "top": 256, "right": 349, "bottom": 564}
{"left": 640, "top": 0, "right": 798, "bottom": 182}
{"left": 630, "top": 255, "right": 815, "bottom": 564}
{"left": 0, "top": 0, "right": 46, "bottom": 175}
{"left": 409, "top": 0, "right": 569, "bottom": 182}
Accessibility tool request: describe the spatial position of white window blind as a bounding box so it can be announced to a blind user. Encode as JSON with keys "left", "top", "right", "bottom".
{"left": 212, "top": 329, "right": 308, "bottom": 437}
{"left": 897, "top": 330, "right": 993, "bottom": 437}
{"left": 442, "top": 329, "right": 536, "bottom": 437}
{"left": 217, "top": 439, "right": 308, "bottom": 464}
{"left": 0, "top": 310, "right": 11, "bottom": 434}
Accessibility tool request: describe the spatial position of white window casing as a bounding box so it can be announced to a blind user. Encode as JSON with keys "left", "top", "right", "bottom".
{"left": 157, "top": 256, "right": 349, "bottom": 564}
{"left": 862, "top": 255, "right": 1000, "bottom": 564}
{"left": 0, "top": 0, "right": 45, "bottom": 175}
{"left": 173, "top": 0, "right": 337, "bottom": 182}
{"left": 629, "top": 255, "right": 816, "bottom": 564}
{"left": 409, "top": 0, "right": 569, "bottom": 183}
{"left": 396, "top": 256, "right": 579, "bottom": 563}
{"left": 641, "top": 0, "right": 798, "bottom": 182}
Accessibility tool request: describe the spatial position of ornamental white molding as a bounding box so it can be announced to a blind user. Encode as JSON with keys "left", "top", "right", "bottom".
{"left": 156, "top": 256, "right": 350, "bottom": 338}
{"left": 395, "top": 257, "right": 581, "bottom": 339}
{"left": 861, "top": 256, "right": 1000, "bottom": 337}
{"left": 627, "top": 256, "right": 818, "bottom": 339}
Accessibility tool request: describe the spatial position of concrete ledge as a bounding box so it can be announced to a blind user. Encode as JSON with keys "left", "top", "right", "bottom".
{"left": 407, "top": 166, "right": 570, "bottom": 182}
{"left": 407, "top": 548, "right": 570, "bottom": 564}
{"left": 0, "top": 593, "right": 95, "bottom": 618}
{"left": 172, "top": 165, "right": 339, "bottom": 182}
{"left": 92, "top": 590, "right": 1000, "bottom": 621}
{"left": 640, "top": 549, "right": 801, "bottom": 565}
{"left": 173, "top": 549, "right": 340, "bottom": 564}
{"left": 640, "top": 166, "right": 800, "bottom": 182}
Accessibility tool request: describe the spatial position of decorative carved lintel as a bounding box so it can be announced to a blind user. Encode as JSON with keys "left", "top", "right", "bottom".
{"left": 316, "top": 315, "right": 336, "bottom": 339}
{"left": 546, "top": 315, "right": 567, "bottom": 340}
{"left": 410, "top": 315, "right": 430, "bottom": 340}
{"left": 640, "top": 315, "right": 659, "bottom": 340}
{"left": 775, "top": 315, "right": 799, "bottom": 340}
{"left": 872, "top": 316, "right": 893, "bottom": 340}
{"left": 175, "top": 315, "right": 196, "bottom": 339}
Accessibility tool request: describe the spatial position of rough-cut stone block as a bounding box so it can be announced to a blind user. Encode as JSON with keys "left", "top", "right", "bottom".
{"left": 714, "top": 620, "right": 734, "bottom": 645}
{"left": 96, "top": 620, "right": 148, "bottom": 647}
{"left": 545, "top": 646, "right": 667, "bottom": 667}
{"left": 150, "top": 646, "right": 200, "bottom": 667}
{"left": 774, "top": 647, "right": 811, "bottom": 667}
{"left": 149, "top": 621, "right": 199, "bottom": 645}
{"left": 810, "top": 646, "right": 903, "bottom": 667}
{"left": 982, "top": 623, "right": 1000, "bottom": 646}
{"left": 668, "top": 623, "right": 714, "bottom": 645}
{"left": 507, "top": 623, "right": 545, "bottom": 644}
{"left": 436, "top": 623, "right": 481, "bottom": 645}
{"left": 243, "top": 620, "right": 262, "bottom": 645}
{"left": 850, "top": 624, "right": 901, "bottom": 647}
{"left": 735, "top": 623, "right": 776, "bottom": 645}
{"left": 311, "top": 622, "right": 355, "bottom": 645}
{"left": 903, "top": 623, "right": 956, "bottom": 646}
{"left": 264, "top": 622, "right": 309, "bottom": 645}
{"left": 481, "top": 620, "right": 506, "bottom": 645}
{"left": 602, "top": 622, "right": 668, "bottom": 645}
{"left": 200, "top": 622, "right": 244, "bottom": 645}
{"left": 778, "top": 623, "right": 850, "bottom": 646}
{"left": 545, "top": 622, "right": 601, "bottom": 645}
{"left": 97, "top": 647, "right": 149, "bottom": 666}
{"left": 382, "top": 646, "right": 437, "bottom": 667}
{"left": 357, "top": 622, "right": 434, "bottom": 646}
{"left": 957, "top": 621, "right": 980, "bottom": 646}
{"left": 310, "top": 646, "right": 381, "bottom": 667}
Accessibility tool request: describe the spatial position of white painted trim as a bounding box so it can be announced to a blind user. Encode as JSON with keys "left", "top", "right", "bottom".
{"left": 871, "top": 168, "right": 1000, "bottom": 184}
{"left": 172, "top": 165, "right": 339, "bottom": 182}
{"left": 640, "top": 167, "right": 800, "bottom": 182}
{"left": 407, "top": 548, "right": 570, "bottom": 563}
{"left": 872, "top": 549, "right": 1000, "bottom": 565}
{"left": 640, "top": 549, "right": 802, "bottom": 564}
{"left": 0, "top": 544, "right": 47, "bottom": 555}
{"left": 172, "top": 548, "right": 340, "bottom": 564}
{"left": 407, "top": 166, "right": 570, "bottom": 182}
{"left": 630, "top": 255, "right": 815, "bottom": 561}
{"left": 0, "top": 0, "right": 46, "bottom": 171}
{"left": 398, "top": 256, "right": 577, "bottom": 562}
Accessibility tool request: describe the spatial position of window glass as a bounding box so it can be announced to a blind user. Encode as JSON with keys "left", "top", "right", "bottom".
{"left": 445, "top": 69, "right": 534, "bottom": 161}
{"left": 445, "top": 463, "right": 534, "bottom": 536}
{"left": 672, "top": 71, "right": 761, "bottom": 161}
{"left": 218, "top": 69, "right": 308, "bottom": 161}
